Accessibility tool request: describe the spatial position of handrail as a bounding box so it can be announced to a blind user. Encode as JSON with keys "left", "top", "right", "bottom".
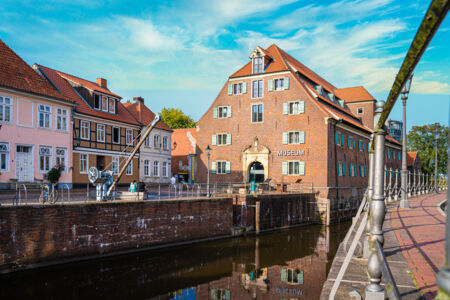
{"left": 18, "top": 183, "right": 27, "bottom": 205}
{"left": 62, "top": 184, "right": 70, "bottom": 203}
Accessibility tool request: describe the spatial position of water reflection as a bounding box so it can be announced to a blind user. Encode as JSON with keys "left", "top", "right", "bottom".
{"left": 0, "top": 223, "right": 349, "bottom": 300}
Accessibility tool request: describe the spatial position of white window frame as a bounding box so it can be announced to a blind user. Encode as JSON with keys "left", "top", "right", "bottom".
{"left": 101, "top": 96, "right": 108, "bottom": 112}
{"left": 357, "top": 107, "right": 364, "bottom": 114}
{"left": 287, "top": 101, "right": 304, "bottom": 115}
{"left": 217, "top": 133, "right": 228, "bottom": 145}
{"left": 37, "top": 103, "right": 52, "bottom": 130}
{"left": 274, "top": 78, "right": 284, "bottom": 90}
{"left": 39, "top": 145, "right": 52, "bottom": 173}
{"left": 162, "top": 162, "right": 168, "bottom": 177}
{"left": 153, "top": 161, "right": 160, "bottom": 177}
{"left": 126, "top": 129, "right": 133, "bottom": 146}
{"left": 217, "top": 161, "right": 227, "bottom": 174}
{"left": 80, "top": 121, "right": 90, "bottom": 140}
{"left": 112, "top": 127, "right": 120, "bottom": 144}
{"left": 252, "top": 80, "right": 263, "bottom": 98}
{"left": 144, "top": 136, "right": 151, "bottom": 147}
{"left": 0, "top": 95, "right": 13, "bottom": 124}
{"left": 55, "top": 107, "right": 68, "bottom": 132}
{"left": 80, "top": 154, "right": 89, "bottom": 174}
{"left": 112, "top": 156, "right": 119, "bottom": 175}
{"left": 0, "top": 142, "right": 10, "bottom": 172}
{"left": 55, "top": 147, "right": 67, "bottom": 172}
{"left": 153, "top": 135, "right": 161, "bottom": 149}
{"left": 251, "top": 104, "right": 263, "bottom": 123}
{"left": 97, "top": 124, "right": 105, "bottom": 142}
{"left": 162, "top": 136, "right": 169, "bottom": 150}
{"left": 252, "top": 57, "right": 263, "bottom": 74}
{"left": 143, "top": 160, "right": 150, "bottom": 176}
{"left": 126, "top": 159, "right": 133, "bottom": 175}
{"left": 218, "top": 106, "right": 228, "bottom": 118}
{"left": 94, "top": 94, "right": 101, "bottom": 110}
{"left": 287, "top": 160, "right": 305, "bottom": 175}
{"left": 108, "top": 98, "right": 115, "bottom": 113}
{"left": 233, "top": 83, "right": 242, "bottom": 95}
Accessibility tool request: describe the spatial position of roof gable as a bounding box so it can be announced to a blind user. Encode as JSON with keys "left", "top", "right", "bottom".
{"left": 123, "top": 101, "right": 172, "bottom": 131}
{"left": 55, "top": 71, "right": 121, "bottom": 98}
{"left": 335, "top": 86, "right": 376, "bottom": 103}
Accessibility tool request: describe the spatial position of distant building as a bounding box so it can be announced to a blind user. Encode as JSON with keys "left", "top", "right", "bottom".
{"left": 0, "top": 40, "right": 76, "bottom": 189}
{"left": 385, "top": 119, "right": 403, "bottom": 142}
{"left": 123, "top": 97, "right": 173, "bottom": 184}
{"left": 171, "top": 128, "right": 197, "bottom": 183}
{"left": 407, "top": 151, "right": 422, "bottom": 173}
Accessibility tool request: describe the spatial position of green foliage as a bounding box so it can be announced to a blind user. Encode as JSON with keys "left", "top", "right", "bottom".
{"left": 47, "top": 164, "right": 64, "bottom": 184}
{"left": 160, "top": 107, "right": 196, "bottom": 129}
{"left": 407, "top": 123, "right": 448, "bottom": 175}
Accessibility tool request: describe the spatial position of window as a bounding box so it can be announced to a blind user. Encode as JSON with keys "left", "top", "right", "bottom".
{"left": 97, "top": 124, "right": 105, "bottom": 142}
{"left": 144, "top": 136, "right": 150, "bottom": 147}
{"left": 108, "top": 98, "right": 115, "bottom": 113}
{"left": 55, "top": 107, "right": 68, "bottom": 131}
{"left": 275, "top": 78, "right": 284, "bottom": 90}
{"left": 126, "top": 129, "right": 133, "bottom": 146}
{"left": 39, "top": 146, "right": 52, "bottom": 172}
{"left": 126, "top": 160, "right": 132, "bottom": 175}
{"left": 252, "top": 80, "right": 263, "bottom": 98}
{"left": 162, "top": 162, "right": 168, "bottom": 177}
{"left": 252, "top": 104, "right": 263, "bottom": 123}
{"left": 94, "top": 94, "right": 101, "bottom": 110}
{"left": 144, "top": 160, "right": 150, "bottom": 176}
{"left": 0, "top": 143, "right": 9, "bottom": 171}
{"left": 213, "top": 106, "right": 232, "bottom": 119}
{"left": 233, "top": 83, "right": 242, "bottom": 94}
{"left": 153, "top": 161, "right": 160, "bottom": 177}
{"left": 252, "top": 57, "right": 263, "bottom": 73}
{"left": 113, "top": 127, "right": 120, "bottom": 144}
{"left": 0, "top": 96, "right": 12, "bottom": 123}
{"left": 335, "top": 132, "right": 344, "bottom": 146}
{"left": 337, "top": 161, "right": 345, "bottom": 176}
{"left": 357, "top": 107, "right": 364, "bottom": 114}
{"left": 212, "top": 161, "right": 230, "bottom": 174}
{"left": 347, "top": 136, "right": 356, "bottom": 149}
{"left": 211, "top": 289, "right": 231, "bottom": 300}
{"left": 80, "top": 121, "right": 90, "bottom": 140}
{"left": 281, "top": 268, "right": 304, "bottom": 285}
{"left": 38, "top": 104, "right": 51, "bottom": 129}
{"left": 212, "top": 133, "right": 231, "bottom": 146}
{"left": 80, "top": 154, "right": 88, "bottom": 173}
{"left": 282, "top": 131, "right": 305, "bottom": 145}
{"left": 283, "top": 101, "right": 305, "bottom": 115}
{"left": 154, "top": 135, "right": 161, "bottom": 148}
{"left": 102, "top": 97, "right": 108, "bottom": 111}
{"left": 112, "top": 157, "right": 119, "bottom": 175}
{"left": 55, "top": 147, "right": 67, "bottom": 172}
{"left": 162, "top": 136, "right": 169, "bottom": 150}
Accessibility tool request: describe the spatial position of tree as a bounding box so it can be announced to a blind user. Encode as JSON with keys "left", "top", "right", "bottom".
{"left": 160, "top": 107, "right": 196, "bottom": 129}
{"left": 407, "top": 123, "right": 448, "bottom": 175}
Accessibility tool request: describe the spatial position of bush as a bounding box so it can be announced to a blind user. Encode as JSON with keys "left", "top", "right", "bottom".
{"left": 47, "top": 164, "right": 65, "bottom": 184}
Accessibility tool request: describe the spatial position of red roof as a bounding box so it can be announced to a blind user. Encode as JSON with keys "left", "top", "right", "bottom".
{"left": 37, "top": 64, "right": 139, "bottom": 125}
{"left": 123, "top": 101, "right": 172, "bottom": 131}
{"left": 0, "top": 39, "right": 73, "bottom": 104}
{"left": 172, "top": 128, "right": 197, "bottom": 156}
{"left": 56, "top": 70, "right": 121, "bottom": 98}
{"left": 386, "top": 132, "right": 402, "bottom": 146}
{"left": 407, "top": 151, "right": 418, "bottom": 166}
{"left": 335, "top": 86, "right": 376, "bottom": 102}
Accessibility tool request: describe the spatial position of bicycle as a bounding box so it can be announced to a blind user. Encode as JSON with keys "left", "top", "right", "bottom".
{"left": 39, "top": 183, "right": 60, "bottom": 204}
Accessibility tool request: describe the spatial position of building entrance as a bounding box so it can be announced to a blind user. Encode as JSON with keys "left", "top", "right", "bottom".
{"left": 248, "top": 161, "right": 264, "bottom": 183}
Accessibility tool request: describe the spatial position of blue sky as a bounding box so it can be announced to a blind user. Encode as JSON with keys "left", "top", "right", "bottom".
{"left": 1, "top": 0, "right": 449, "bottom": 130}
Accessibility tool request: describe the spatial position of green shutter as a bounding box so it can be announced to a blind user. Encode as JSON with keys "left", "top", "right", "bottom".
{"left": 335, "top": 132, "right": 338, "bottom": 144}
{"left": 354, "top": 164, "right": 357, "bottom": 177}
{"left": 299, "top": 101, "right": 305, "bottom": 113}
{"left": 364, "top": 165, "right": 367, "bottom": 177}
{"left": 362, "top": 141, "right": 365, "bottom": 151}
{"left": 211, "top": 162, "right": 217, "bottom": 174}
{"left": 299, "top": 131, "right": 305, "bottom": 144}
{"left": 282, "top": 132, "right": 288, "bottom": 144}
{"left": 225, "top": 290, "right": 231, "bottom": 300}
{"left": 211, "top": 289, "right": 217, "bottom": 299}
{"left": 297, "top": 271, "right": 304, "bottom": 284}
{"left": 268, "top": 79, "right": 274, "bottom": 91}
{"left": 212, "top": 134, "right": 217, "bottom": 146}
{"left": 213, "top": 107, "right": 218, "bottom": 118}
{"left": 226, "top": 134, "right": 232, "bottom": 145}
{"left": 358, "top": 140, "right": 361, "bottom": 151}
{"left": 228, "top": 84, "right": 232, "bottom": 95}
{"left": 284, "top": 77, "right": 290, "bottom": 89}
{"left": 347, "top": 136, "right": 350, "bottom": 148}
{"left": 283, "top": 103, "right": 288, "bottom": 115}
{"left": 349, "top": 163, "right": 352, "bottom": 176}
{"left": 242, "top": 82, "right": 247, "bottom": 94}
{"left": 282, "top": 162, "right": 288, "bottom": 175}
{"left": 225, "top": 161, "right": 231, "bottom": 174}
{"left": 341, "top": 134, "right": 344, "bottom": 146}
{"left": 281, "top": 268, "right": 288, "bottom": 282}
{"left": 342, "top": 162, "right": 345, "bottom": 176}
{"left": 337, "top": 161, "right": 340, "bottom": 176}
{"left": 299, "top": 162, "right": 305, "bottom": 175}
{"left": 353, "top": 138, "right": 355, "bottom": 149}
{"left": 228, "top": 106, "right": 232, "bottom": 118}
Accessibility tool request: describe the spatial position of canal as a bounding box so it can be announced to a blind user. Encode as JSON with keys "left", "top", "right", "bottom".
{"left": 0, "top": 222, "right": 350, "bottom": 300}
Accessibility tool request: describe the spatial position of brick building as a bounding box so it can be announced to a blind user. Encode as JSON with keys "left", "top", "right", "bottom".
{"left": 35, "top": 65, "right": 141, "bottom": 186}
{"left": 196, "top": 44, "right": 401, "bottom": 207}
{"left": 171, "top": 128, "right": 197, "bottom": 183}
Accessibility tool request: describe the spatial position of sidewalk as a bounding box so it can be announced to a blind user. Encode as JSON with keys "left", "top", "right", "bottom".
{"left": 390, "top": 192, "right": 447, "bottom": 299}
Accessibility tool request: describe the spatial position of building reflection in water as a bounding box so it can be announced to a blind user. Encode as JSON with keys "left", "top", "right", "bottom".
{"left": 0, "top": 223, "right": 348, "bottom": 300}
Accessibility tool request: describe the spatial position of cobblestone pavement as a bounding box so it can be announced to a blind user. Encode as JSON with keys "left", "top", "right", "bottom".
{"left": 391, "top": 192, "right": 447, "bottom": 299}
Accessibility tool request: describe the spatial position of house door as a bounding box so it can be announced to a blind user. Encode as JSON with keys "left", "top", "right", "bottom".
{"left": 15, "top": 145, "right": 33, "bottom": 182}
{"left": 249, "top": 161, "right": 265, "bottom": 183}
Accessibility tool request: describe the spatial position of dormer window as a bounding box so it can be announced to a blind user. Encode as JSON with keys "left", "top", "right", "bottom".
{"left": 94, "top": 94, "right": 101, "bottom": 110}
{"left": 101, "top": 96, "right": 108, "bottom": 111}
{"left": 108, "top": 98, "right": 115, "bottom": 113}
{"left": 253, "top": 57, "right": 263, "bottom": 74}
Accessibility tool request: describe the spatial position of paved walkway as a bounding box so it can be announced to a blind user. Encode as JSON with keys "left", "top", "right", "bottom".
{"left": 390, "top": 192, "right": 447, "bottom": 299}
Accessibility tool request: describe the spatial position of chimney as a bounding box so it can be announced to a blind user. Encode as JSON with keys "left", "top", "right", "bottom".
{"left": 133, "top": 96, "right": 144, "bottom": 103}
{"left": 97, "top": 78, "right": 107, "bottom": 88}
{"left": 133, "top": 97, "right": 144, "bottom": 122}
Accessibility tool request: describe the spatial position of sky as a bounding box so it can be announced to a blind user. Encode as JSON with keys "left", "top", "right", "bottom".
{"left": 0, "top": 0, "right": 449, "bottom": 131}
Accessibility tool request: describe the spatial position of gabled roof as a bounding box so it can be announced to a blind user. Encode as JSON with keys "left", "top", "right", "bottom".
{"left": 407, "top": 151, "right": 418, "bottom": 166}
{"left": 386, "top": 132, "right": 402, "bottom": 146}
{"left": 0, "top": 39, "right": 73, "bottom": 104}
{"left": 55, "top": 70, "right": 121, "bottom": 98}
{"left": 335, "top": 86, "right": 376, "bottom": 103}
{"left": 123, "top": 101, "right": 172, "bottom": 132}
{"left": 36, "top": 64, "right": 139, "bottom": 125}
{"left": 172, "top": 128, "right": 197, "bottom": 156}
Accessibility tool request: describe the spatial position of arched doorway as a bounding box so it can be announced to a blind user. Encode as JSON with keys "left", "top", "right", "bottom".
{"left": 249, "top": 161, "right": 265, "bottom": 183}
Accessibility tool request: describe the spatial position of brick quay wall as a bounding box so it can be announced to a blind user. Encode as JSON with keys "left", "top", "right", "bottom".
{"left": 0, "top": 198, "right": 233, "bottom": 274}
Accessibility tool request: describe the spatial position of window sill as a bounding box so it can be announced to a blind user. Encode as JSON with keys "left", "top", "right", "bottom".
{"left": 38, "top": 127, "right": 52, "bottom": 131}
{"left": 0, "top": 121, "right": 12, "bottom": 125}
{"left": 80, "top": 137, "right": 90, "bottom": 141}
{"left": 55, "top": 129, "right": 69, "bottom": 133}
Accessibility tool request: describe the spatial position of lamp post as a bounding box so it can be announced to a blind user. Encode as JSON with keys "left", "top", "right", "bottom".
{"left": 434, "top": 129, "right": 440, "bottom": 194}
{"left": 206, "top": 145, "right": 211, "bottom": 197}
{"left": 400, "top": 74, "right": 413, "bottom": 208}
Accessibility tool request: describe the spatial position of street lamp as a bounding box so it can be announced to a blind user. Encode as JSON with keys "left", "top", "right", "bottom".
{"left": 206, "top": 145, "right": 211, "bottom": 197}
{"left": 434, "top": 129, "right": 440, "bottom": 194}
{"left": 400, "top": 74, "right": 413, "bottom": 208}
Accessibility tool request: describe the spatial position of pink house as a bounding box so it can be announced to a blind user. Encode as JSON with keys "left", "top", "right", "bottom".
{"left": 0, "top": 40, "right": 76, "bottom": 189}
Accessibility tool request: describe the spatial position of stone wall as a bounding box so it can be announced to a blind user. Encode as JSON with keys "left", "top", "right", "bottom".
{"left": 0, "top": 198, "right": 232, "bottom": 273}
